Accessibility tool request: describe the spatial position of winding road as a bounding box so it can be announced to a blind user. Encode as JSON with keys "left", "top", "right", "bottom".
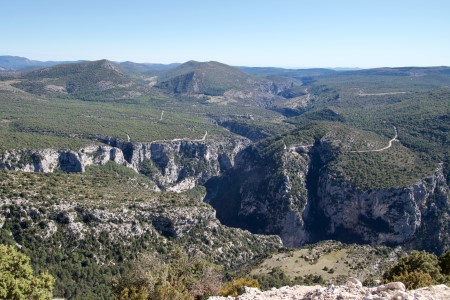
{"left": 349, "top": 126, "right": 398, "bottom": 153}
{"left": 149, "top": 131, "right": 208, "bottom": 143}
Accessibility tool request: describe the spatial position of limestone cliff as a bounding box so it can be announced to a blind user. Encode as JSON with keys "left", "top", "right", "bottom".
{"left": 207, "top": 135, "right": 450, "bottom": 253}
{"left": 0, "top": 137, "right": 249, "bottom": 192}
{"left": 206, "top": 142, "right": 312, "bottom": 246}
{"left": 317, "top": 166, "right": 449, "bottom": 251}
{"left": 0, "top": 146, "right": 125, "bottom": 173}
{"left": 108, "top": 137, "right": 248, "bottom": 190}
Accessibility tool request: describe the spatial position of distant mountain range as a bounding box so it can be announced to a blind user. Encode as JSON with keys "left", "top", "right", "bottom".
{"left": 0, "top": 55, "right": 180, "bottom": 73}
{"left": 119, "top": 61, "right": 181, "bottom": 76}
{"left": 0, "top": 55, "right": 358, "bottom": 74}
{"left": 3, "top": 55, "right": 448, "bottom": 78}
{"left": 0, "top": 55, "right": 81, "bottom": 71}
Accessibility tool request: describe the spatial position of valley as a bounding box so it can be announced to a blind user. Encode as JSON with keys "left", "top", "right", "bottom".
{"left": 0, "top": 56, "right": 449, "bottom": 299}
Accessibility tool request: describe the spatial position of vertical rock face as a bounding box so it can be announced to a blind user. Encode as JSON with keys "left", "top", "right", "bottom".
{"left": 0, "top": 137, "right": 249, "bottom": 192}
{"left": 59, "top": 151, "right": 84, "bottom": 172}
{"left": 317, "top": 167, "right": 449, "bottom": 251}
{"left": 0, "top": 146, "right": 125, "bottom": 173}
{"left": 207, "top": 139, "right": 450, "bottom": 253}
{"left": 27, "top": 149, "right": 60, "bottom": 172}
{"left": 109, "top": 138, "right": 249, "bottom": 191}
{"left": 206, "top": 143, "right": 312, "bottom": 247}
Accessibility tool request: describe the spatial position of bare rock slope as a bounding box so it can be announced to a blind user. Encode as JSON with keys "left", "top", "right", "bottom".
{"left": 209, "top": 279, "right": 450, "bottom": 300}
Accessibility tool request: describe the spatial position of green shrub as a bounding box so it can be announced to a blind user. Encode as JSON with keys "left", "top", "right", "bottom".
{"left": 383, "top": 250, "right": 447, "bottom": 289}
{"left": 139, "top": 159, "right": 159, "bottom": 177}
{"left": 116, "top": 286, "right": 148, "bottom": 300}
{"left": 439, "top": 251, "right": 450, "bottom": 275}
{"left": 391, "top": 271, "right": 435, "bottom": 290}
{"left": 113, "top": 247, "right": 222, "bottom": 300}
{"left": 362, "top": 276, "right": 381, "bottom": 287}
{"left": 0, "top": 244, "right": 55, "bottom": 300}
{"left": 254, "top": 267, "right": 291, "bottom": 290}
{"left": 219, "top": 277, "right": 260, "bottom": 297}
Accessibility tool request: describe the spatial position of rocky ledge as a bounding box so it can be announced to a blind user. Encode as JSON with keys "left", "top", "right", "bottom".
{"left": 209, "top": 279, "right": 450, "bottom": 300}
{"left": 0, "top": 136, "right": 249, "bottom": 192}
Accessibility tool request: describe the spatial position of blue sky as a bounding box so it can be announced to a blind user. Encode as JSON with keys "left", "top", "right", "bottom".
{"left": 2, "top": 0, "right": 450, "bottom": 68}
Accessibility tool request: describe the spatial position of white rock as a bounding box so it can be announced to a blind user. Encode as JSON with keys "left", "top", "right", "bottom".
{"left": 208, "top": 284, "right": 450, "bottom": 300}
{"left": 347, "top": 277, "right": 363, "bottom": 289}
{"left": 384, "top": 282, "right": 406, "bottom": 291}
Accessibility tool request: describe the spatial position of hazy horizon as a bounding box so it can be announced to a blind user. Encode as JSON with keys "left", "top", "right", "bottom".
{"left": 2, "top": 0, "right": 450, "bottom": 68}
{"left": 4, "top": 54, "right": 450, "bottom": 70}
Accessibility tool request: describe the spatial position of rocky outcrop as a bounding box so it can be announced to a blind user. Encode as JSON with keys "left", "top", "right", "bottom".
{"left": 317, "top": 166, "right": 449, "bottom": 250}
{"left": 0, "top": 137, "right": 249, "bottom": 192}
{"left": 209, "top": 279, "right": 450, "bottom": 300}
{"left": 109, "top": 137, "right": 249, "bottom": 191}
{"left": 206, "top": 142, "right": 312, "bottom": 247}
{"left": 158, "top": 71, "right": 202, "bottom": 94}
{"left": 0, "top": 145, "right": 125, "bottom": 173}
{"left": 207, "top": 136, "right": 449, "bottom": 253}
{"left": 142, "top": 206, "right": 217, "bottom": 238}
